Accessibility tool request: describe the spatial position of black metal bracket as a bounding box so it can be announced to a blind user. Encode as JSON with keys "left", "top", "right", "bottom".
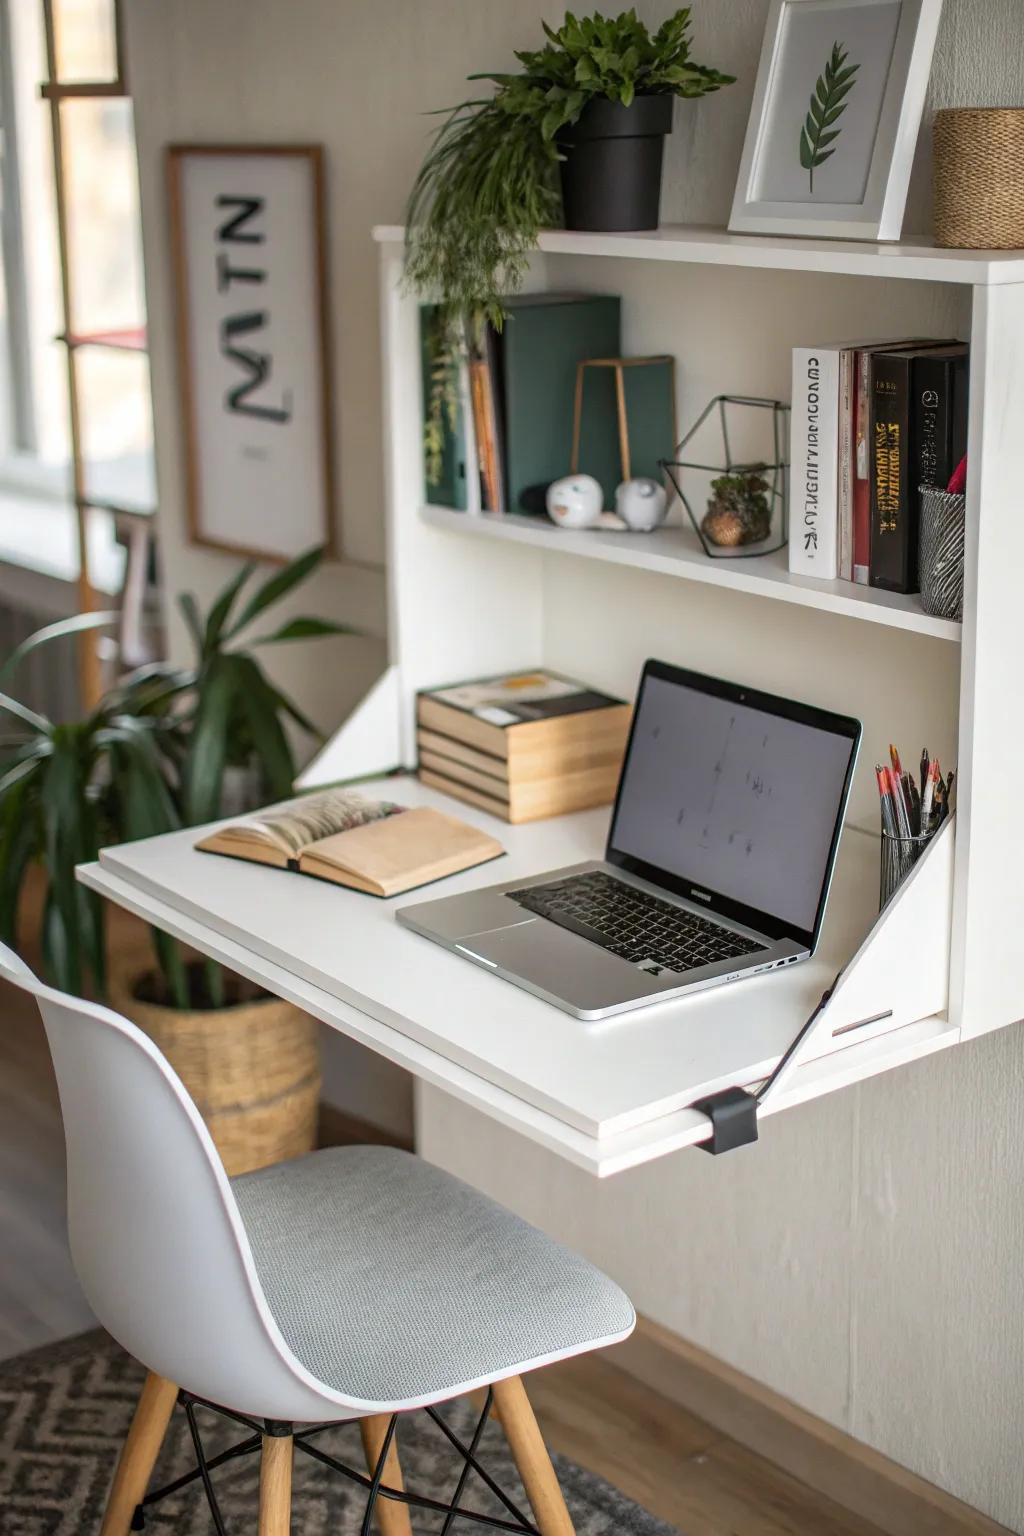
{"left": 692, "top": 1085, "right": 759, "bottom": 1155}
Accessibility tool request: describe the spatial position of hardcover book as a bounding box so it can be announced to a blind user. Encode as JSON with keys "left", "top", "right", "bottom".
{"left": 911, "top": 346, "right": 969, "bottom": 500}
{"left": 869, "top": 343, "right": 967, "bottom": 593}
{"left": 416, "top": 671, "right": 631, "bottom": 760}
{"left": 790, "top": 346, "right": 840, "bottom": 580}
{"left": 196, "top": 789, "right": 503, "bottom": 898}
{"left": 869, "top": 351, "right": 914, "bottom": 592}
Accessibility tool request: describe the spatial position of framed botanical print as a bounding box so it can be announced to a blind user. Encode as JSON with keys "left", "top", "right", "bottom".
{"left": 729, "top": 0, "right": 943, "bottom": 240}
{"left": 168, "top": 145, "right": 336, "bottom": 561}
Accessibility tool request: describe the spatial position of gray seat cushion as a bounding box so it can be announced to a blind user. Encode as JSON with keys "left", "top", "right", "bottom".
{"left": 232, "top": 1145, "right": 634, "bottom": 1406}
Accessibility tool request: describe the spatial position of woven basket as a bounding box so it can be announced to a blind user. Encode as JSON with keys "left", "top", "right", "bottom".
{"left": 933, "top": 108, "right": 1024, "bottom": 249}
{"left": 110, "top": 955, "right": 321, "bottom": 1176}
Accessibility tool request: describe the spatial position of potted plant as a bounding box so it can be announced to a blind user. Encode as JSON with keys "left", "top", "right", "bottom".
{"left": 0, "top": 547, "right": 352, "bottom": 1174}
{"left": 406, "top": 8, "right": 733, "bottom": 330}
{"left": 407, "top": 8, "right": 732, "bottom": 471}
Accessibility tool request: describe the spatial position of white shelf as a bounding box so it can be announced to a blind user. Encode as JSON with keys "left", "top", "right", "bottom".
{"left": 420, "top": 505, "right": 961, "bottom": 642}
{"left": 374, "top": 223, "right": 1024, "bottom": 286}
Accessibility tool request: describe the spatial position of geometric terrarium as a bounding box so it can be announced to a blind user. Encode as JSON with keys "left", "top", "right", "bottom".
{"left": 661, "top": 395, "right": 790, "bottom": 559}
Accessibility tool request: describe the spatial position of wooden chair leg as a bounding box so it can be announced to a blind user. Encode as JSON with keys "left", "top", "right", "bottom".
{"left": 258, "top": 1433, "right": 293, "bottom": 1536}
{"left": 492, "top": 1375, "right": 576, "bottom": 1536}
{"left": 359, "top": 1415, "right": 413, "bottom": 1536}
{"left": 99, "top": 1372, "right": 179, "bottom": 1536}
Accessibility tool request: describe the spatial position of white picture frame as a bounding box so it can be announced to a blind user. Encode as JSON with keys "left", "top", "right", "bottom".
{"left": 168, "top": 145, "right": 336, "bottom": 563}
{"left": 729, "top": 0, "right": 942, "bottom": 241}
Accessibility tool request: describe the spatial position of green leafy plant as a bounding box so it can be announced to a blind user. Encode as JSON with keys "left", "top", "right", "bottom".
{"left": 173, "top": 546, "right": 351, "bottom": 825}
{"left": 0, "top": 547, "right": 352, "bottom": 1006}
{"left": 799, "top": 41, "right": 859, "bottom": 193}
{"left": 407, "top": 8, "right": 733, "bottom": 471}
{"left": 0, "top": 613, "right": 182, "bottom": 996}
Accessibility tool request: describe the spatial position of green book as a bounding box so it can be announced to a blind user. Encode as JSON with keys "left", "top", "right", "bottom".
{"left": 497, "top": 294, "right": 621, "bottom": 511}
{"left": 420, "top": 305, "right": 469, "bottom": 510}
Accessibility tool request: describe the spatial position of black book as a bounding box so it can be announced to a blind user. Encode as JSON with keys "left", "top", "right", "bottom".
{"left": 869, "top": 343, "right": 966, "bottom": 593}
{"left": 912, "top": 346, "right": 969, "bottom": 501}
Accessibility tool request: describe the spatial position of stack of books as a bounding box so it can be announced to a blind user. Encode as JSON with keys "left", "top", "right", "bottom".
{"left": 416, "top": 671, "right": 631, "bottom": 824}
{"left": 789, "top": 337, "right": 969, "bottom": 594}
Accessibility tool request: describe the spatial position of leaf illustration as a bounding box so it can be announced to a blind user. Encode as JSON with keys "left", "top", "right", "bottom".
{"left": 799, "top": 41, "right": 859, "bottom": 194}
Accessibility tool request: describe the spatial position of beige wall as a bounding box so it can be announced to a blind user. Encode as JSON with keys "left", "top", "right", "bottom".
{"left": 125, "top": 0, "right": 1024, "bottom": 1520}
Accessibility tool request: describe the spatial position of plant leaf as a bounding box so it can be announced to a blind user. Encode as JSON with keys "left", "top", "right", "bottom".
{"left": 800, "top": 40, "right": 859, "bottom": 188}
{"left": 177, "top": 591, "right": 205, "bottom": 655}
{"left": 183, "top": 656, "right": 234, "bottom": 824}
{"left": 232, "top": 656, "right": 296, "bottom": 800}
{"left": 150, "top": 926, "right": 190, "bottom": 1010}
{"left": 204, "top": 561, "right": 257, "bottom": 655}
{"left": 226, "top": 546, "right": 325, "bottom": 639}
{"left": 0, "top": 690, "right": 50, "bottom": 735}
{"left": 0, "top": 610, "right": 118, "bottom": 687}
{"left": 0, "top": 779, "right": 39, "bottom": 944}
{"left": 251, "top": 616, "right": 355, "bottom": 646}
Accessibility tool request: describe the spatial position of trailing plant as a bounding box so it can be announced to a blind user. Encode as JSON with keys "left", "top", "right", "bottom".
{"left": 406, "top": 8, "right": 734, "bottom": 478}
{"left": 0, "top": 547, "right": 353, "bottom": 1007}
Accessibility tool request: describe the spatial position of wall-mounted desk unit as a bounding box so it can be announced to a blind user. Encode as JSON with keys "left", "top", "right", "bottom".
{"left": 80, "top": 224, "right": 1024, "bottom": 1174}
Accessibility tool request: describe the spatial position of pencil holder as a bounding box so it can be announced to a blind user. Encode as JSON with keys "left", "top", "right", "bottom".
{"left": 880, "top": 831, "right": 930, "bottom": 909}
{"left": 918, "top": 487, "right": 966, "bottom": 622}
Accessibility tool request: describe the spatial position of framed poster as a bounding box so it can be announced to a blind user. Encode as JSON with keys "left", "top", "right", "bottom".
{"left": 728, "top": 0, "right": 942, "bottom": 240}
{"left": 168, "top": 145, "right": 336, "bottom": 561}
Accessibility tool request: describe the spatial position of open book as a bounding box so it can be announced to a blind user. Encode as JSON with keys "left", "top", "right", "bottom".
{"left": 195, "top": 789, "right": 504, "bottom": 898}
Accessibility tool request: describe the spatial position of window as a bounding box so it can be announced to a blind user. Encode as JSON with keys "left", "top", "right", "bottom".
{"left": 0, "top": 0, "right": 155, "bottom": 643}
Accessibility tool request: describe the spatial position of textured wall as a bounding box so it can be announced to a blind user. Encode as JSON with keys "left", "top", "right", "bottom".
{"left": 124, "top": 0, "right": 1024, "bottom": 1518}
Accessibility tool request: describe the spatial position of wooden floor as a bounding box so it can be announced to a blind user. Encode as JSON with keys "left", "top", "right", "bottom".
{"left": 0, "top": 896, "right": 886, "bottom": 1535}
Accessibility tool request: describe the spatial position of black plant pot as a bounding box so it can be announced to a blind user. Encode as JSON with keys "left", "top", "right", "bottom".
{"left": 559, "top": 94, "right": 674, "bottom": 232}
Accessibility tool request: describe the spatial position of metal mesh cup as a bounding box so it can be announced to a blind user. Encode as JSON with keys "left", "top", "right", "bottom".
{"left": 919, "top": 487, "right": 966, "bottom": 621}
{"left": 880, "top": 831, "right": 930, "bottom": 909}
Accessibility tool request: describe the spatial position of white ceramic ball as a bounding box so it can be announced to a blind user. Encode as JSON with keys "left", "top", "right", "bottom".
{"left": 615, "top": 477, "right": 667, "bottom": 532}
{"left": 546, "top": 474, "right": 603, "bottom": 529}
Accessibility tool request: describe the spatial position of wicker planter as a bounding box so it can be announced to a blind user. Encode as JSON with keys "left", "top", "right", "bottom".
{"left": 933, "top": 108, "right": 1024, "bottom": 249}
{"left": 110, "top": 955, "right": 321, "bottom": 1176}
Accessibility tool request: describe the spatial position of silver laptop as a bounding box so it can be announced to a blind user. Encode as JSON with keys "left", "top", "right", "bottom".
{"left": 398, "top": 660, "right": 861, "bottom": 1020}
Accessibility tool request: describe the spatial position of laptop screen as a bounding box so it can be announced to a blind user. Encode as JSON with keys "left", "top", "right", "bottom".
{"left": 607, "top": 662, "right": 861, "bottom": 947}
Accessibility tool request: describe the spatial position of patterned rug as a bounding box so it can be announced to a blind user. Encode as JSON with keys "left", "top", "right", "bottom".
{"left": 0, "top": 1331, "right": 680, "bottom": 1535}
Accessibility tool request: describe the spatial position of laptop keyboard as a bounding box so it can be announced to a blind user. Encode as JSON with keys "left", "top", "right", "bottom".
{"left": 511, "top": 871, "right": 767, "bottom": 975}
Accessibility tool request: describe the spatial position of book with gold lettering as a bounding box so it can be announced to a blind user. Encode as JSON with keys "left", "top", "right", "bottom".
{"left": 196, "top": 789, "right": 504, "bottom": 897}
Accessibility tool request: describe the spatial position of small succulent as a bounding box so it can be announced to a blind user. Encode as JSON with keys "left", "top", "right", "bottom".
{"left": 701, "top": 469, "right": 772, "bottom": 547}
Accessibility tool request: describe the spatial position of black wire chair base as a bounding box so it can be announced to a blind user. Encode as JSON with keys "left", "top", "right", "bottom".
{"left": 131, "top": 1387, "right": 540, "bottom": 1536}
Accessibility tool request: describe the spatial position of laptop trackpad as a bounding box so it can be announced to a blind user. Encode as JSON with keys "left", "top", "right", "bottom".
{"left": 460, "top": 918, "right": 668, "bottom": 1013}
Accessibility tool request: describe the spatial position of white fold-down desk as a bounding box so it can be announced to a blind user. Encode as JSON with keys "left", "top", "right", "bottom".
{"left": 79, "top": 773, "right": 957, "bottom": 1177}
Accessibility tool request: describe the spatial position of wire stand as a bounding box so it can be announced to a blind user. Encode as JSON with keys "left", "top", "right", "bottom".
{"left": 131, "top": 1387, "right": 540, "bottom": 1535}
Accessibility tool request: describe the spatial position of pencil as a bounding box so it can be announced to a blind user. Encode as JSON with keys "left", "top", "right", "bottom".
{"left": 876, "top": 766, "right": 899, "bottom": 840}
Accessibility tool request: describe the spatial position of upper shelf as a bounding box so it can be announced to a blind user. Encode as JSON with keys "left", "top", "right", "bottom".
{"left": 374, "top": 223, "right": 1024, "bottom": 286}
{"left": 420, "top": 505, "right": 961, "bottom": 642}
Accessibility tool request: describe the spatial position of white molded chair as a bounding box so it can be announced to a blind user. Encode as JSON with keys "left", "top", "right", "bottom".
{"left": 2, "top": 941, "right": 634, "bottom": 1535}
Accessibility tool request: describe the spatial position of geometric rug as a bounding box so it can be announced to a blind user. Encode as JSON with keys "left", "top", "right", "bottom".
{"left": 0, "top": 1330, "right": 681, "bottom": 1534}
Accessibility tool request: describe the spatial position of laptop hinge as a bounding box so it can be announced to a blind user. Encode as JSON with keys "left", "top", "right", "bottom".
{"left": 692, "top": 1086, "right": 759, "bottom": 1155}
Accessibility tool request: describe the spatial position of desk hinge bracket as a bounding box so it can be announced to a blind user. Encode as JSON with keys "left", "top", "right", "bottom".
{"left": 692, "top": 1085, "right": 759, "bottom": 1155}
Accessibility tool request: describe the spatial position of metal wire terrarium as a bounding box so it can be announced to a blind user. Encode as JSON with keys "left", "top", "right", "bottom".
{"left": 661, "top": 395, "right": 790, "bottom": 559}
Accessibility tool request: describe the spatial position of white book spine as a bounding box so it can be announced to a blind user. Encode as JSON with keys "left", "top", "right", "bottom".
{"left": 789, "top": 346, "right": 840, "bottom": 580}
{"left": 837, "top": 348, "right": 856, "bottom": 581}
